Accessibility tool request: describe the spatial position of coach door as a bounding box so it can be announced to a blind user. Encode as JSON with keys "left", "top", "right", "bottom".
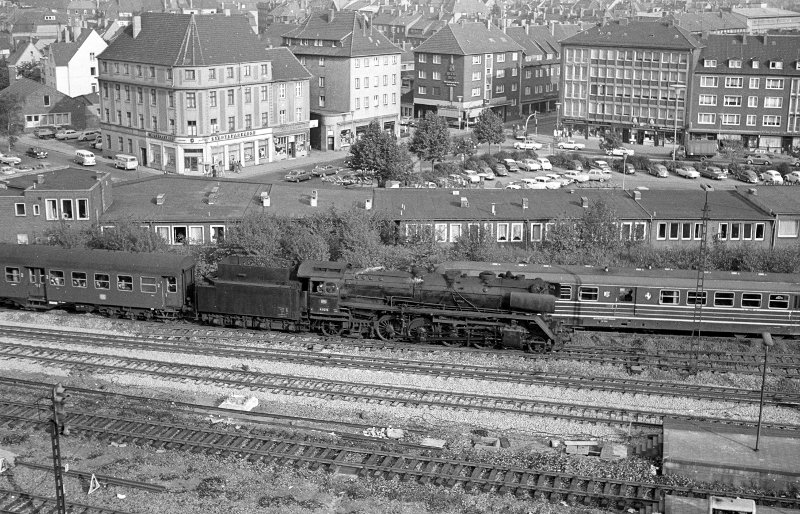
{"left": 26, "top": 267, "right": 46, "bottom": 299}
{"left": 613, "top": 286, "right": 635, "bottom": 319}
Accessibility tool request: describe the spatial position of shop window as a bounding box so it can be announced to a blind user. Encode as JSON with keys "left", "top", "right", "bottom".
{"left": 117, "top": 275, "right": 133, "bottom": 291}
{"left": 94, "top": 273, "right": 110, "bottom": 289}
{"left": 71, "top": 272, "right": 87, "bottom": 288}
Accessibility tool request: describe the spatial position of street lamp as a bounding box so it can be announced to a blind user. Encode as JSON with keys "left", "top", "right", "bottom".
{"left": 755, "top": 332, "right": 774, "bottom": 451}
{"left": 555, "top": 102, "right": 562, "bottom": 139}
{"left": 670, "top": 84, "right": 686, "bottom": 161}
{"left": 622, "top": 152, "right": 628, "bottom": 191}
{"left": 523, "top": 111, "right": 538, "bottom": 139}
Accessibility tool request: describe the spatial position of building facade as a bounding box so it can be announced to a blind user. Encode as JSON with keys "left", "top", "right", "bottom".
{"left": 283, "top": 10, "right": 402, "bottom": 151}
{"left": 560, "top": 20, "right": 703, "bottom": 145}
{"left": 0, "top": 78, "right": 89, "bottom": 130}
{"left": 98, "top": 12, "right": 312, "bottom": 175}
{"left": 689, "top": 34, "right": 800, "bottom": 152}
{"left": 413, "top": 21, "right": 524, "bottom": 125}
{"left": 44, "top": 29, "right": 107, "bottom": 98}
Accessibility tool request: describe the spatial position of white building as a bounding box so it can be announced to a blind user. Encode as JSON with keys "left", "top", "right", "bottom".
{"left": 44, "top": 29, "right": 107, "bottom": 97}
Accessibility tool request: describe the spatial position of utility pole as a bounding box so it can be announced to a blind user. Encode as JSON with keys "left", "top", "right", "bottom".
{"left": 50, "top": 383, "right": 69, "bottom": 514}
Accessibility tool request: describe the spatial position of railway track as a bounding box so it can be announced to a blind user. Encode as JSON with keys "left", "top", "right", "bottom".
{"left": 0, "top": 488, "right": 129, "bottom": 514}
{"left": 0, "top": 340, "right": 797, "bottom": 430}
{"left": 2, "top": 401, "right": 798, "bottom": 513}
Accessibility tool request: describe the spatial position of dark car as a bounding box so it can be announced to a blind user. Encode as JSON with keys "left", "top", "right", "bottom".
{"left": 493, "top": 164, "right": 508, "bottom": 177}
{"left": 26, "top": 147, "right": 48, "bottom": 159}
{"left": 699, "top": 165, "right": 726, "bottom": 180}
{"left": 284, "top": 169, "right": 312, "bottom": 182}
{"left": 743, "top": 154, "right": 772, "bottom": 166}
{"left": 733, "top": 168, "right": 758, "bottom": 183}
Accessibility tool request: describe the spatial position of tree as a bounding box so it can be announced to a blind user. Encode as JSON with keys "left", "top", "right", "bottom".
{"left": 598, "top": 130, "right": 623, "bottom": 153}
{"left": 0, "top": 94, "right": 23, "bottom": 152}
{"left": 719, "top": 139, "right": 745, "bottom": 165}
{"left": 471, "top": 109, "right": 505, "bottom": 155}
{"left": 15, "top": 61, "right": 43, "bottom": 82}
{"left": 348, "top": 120, "right": 414, "bottom": 186}
{"left": 218, "top": 212, "right": 284, "bottom": 266}
{"left": 409, "top": 112, "right": 451, "bottom": 171}
{"left": 452, "top": 136, "right": 477, "bottom": 164}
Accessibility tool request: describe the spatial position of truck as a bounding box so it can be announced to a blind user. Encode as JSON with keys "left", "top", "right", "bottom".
{"left": 676, "top": 140, "right": 718, "bottom": 160}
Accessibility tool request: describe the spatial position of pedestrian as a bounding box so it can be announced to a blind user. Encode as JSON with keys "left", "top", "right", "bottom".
{"left": 211, "top": 164, "right": 217, "bottom": 178}
{"left": 235, "top": 160, "right": 242, "bottom": 173}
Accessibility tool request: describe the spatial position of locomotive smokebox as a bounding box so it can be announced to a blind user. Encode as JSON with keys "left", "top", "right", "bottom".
{"left": 509, "top": 292, "right": 556, "bottom": 313}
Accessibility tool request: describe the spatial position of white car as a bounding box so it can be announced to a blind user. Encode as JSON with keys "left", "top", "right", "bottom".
{"left": 504, "top": 181, "right": 523, "bottom": 189}
{"left": 518, "top": 158, "right": 541, "bottom": 171}
{"left": 0, "top": 165, "right": 15, "bottom": 175}
{"left": 476, "top": 168, "right": 495, "bottom": 180}
{"left": 535, "top": 175, "right": 561, "bottom": 189}
{"left": 675, "top": 166, "right": 700, "bottom": 179}
{"left": 557, "top": 140, "right": 585, "bottom": 150}
{"left": 513, "top": 139, "right": 543, "bottom": 150}
{"left": 760, "top": 169, "right": 784, "bottom": 184}
{"left": 519, "top": 178, "right": 548, "bottom": 189}
{"left": 606, "top": 147, "right": 635, "bottom": 157}
{"left": 0, "top": 154, "right": 22, "bottom": 165}
{"left": 536, "top": 158, "right": 552, "bottom": 171}
{"left": 461, "top": 169, "right": 481, "bottom": 183}
{"left": 77, "top": 129, "right": 101, "bottom": 141}
{"left": 55, "top": 129, "right": 79, "bottom": 140}
{"left": 547, "top": 173, "right": 573, "bottom": 187}
{"left": 562, "top": 170, "right": 589, "bottom": 183}
{"left": 784, "top": 171, "right": 800, "bottom": 184}
{"left": 586, "top": 169, "right": 611, "bottom": 182}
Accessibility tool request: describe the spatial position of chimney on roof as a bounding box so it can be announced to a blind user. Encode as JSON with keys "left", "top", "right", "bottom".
{"left": 133, "top": 14, "right": 141, "bottom": 38}
{"left": 491, "top": 202, "right": 496, "bottom": 215}
{"left": 580, "top": 196, "right": 589, "bottom": 208}
{"left": 36, "top": 174, "right": 44, "bottom": 184}
{"left": 633, "top": 190, "right": 641, "bottom": 201}
{"left": 156, "top": 193, "right": 166, "bottom": 205}
{"left": 522, "top": 197, "right": 529, "bottom": 209}
{"left": 460, "top": 196, "right": 469, "bottom": 208}
{"left": 365, "top": 198, "right": 372, "bottom": 210}
{"left": 550, "top": 20, "right": 556, "bottom": 36}
{"left": 748, "top": 187, "right": 758, "bottom": 196}
{"left": 260, "top": 191, "right": 270, "bottom": 206}
{"left": 310, "top": 189, "right": 318, "bottom": 207}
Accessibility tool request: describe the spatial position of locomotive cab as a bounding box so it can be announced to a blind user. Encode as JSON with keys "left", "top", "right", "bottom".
{"left": 309, "top": 279, "right": 342, "bottom": 314}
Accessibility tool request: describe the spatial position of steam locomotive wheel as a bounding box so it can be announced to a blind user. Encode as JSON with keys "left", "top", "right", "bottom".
{"left": 375, "top": 314, "right": 402, "bottom": 341}
{"left": 439, "top": 325, "right": 465, "bottom": 347}
{"left": 470, "top": 328, "right": 498, "bottom": 350}
{"left": 408, "top": 317, "right": 433, "bottom": 343}
{"left": 319, "top": 321, "right": 344, "bottom": 336}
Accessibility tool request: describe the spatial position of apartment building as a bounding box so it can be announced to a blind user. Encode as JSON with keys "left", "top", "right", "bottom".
{"left": 98, "top": 12, "right": 312, "bottom": 175}
{"left": 690, "top": 34, "right": 800, "bottom": 151}
{"left": 560, "top": 20, "right": 703, "bottom": 145}
{"left": 283, "top": 9, "right": 402, "bottom": 151}
{"left": 413, "top": 21, "right": 524, "bottom": 125}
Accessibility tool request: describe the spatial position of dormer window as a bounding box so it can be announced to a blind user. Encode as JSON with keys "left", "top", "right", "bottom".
{"left": 752, "top": 60, "right": 760, "bottom": 69}
{"left": 314, "top": 39, "right": 322, "bottom": 46}
{"left": 796, "top": 61, "right": 800, "bottom": 70}
{"left": 770, "top": 60, "right": 783, "bottom": 69}
{"left": 44, "top": 15, "right": 55, "bottom": 20}
{"left": 704, "top": 59, "right": 717, "bottom": 67}
{"left": 729, "top": 59, "right": 741, "bottom": 68}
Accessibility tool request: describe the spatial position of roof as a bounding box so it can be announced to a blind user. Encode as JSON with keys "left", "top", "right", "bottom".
{"left": 505, "top": 24, "right": 580, "bottom": 61}
{"left": 414, "top": 22, "right": 525, "bottom": 56}
{"left": 0, "top": 77, "right": 66, "bottom": 103}
{"left": 697, "top": 34, "right": 800, "bottom": 76}
{"left": 282, "top": 10, "right": 401, "bottom": 57}
{"left": 635, "top": 189, "right": 771, "bottom": 221}
{"left": 0, "top": 167, "right": 105, "bottom": 197}
{"left": 672, "top": 12, "right": 748, "bottom": 33}
{"left": 735, "top": 186, "right": 800, "bottom": 216}
{"left": 562, "top": 20, "right": 703, "bottom": 50}
{"left": 731, "top": 6, "right": 800, "bottom": 19}
{"left": 49, "top": 29, "right": 100, "bottom": 66}
{"left": 264, "top": 46, "right": 312, "bottom": 81}
{"left": 100, "top": 13, "right": 275, "bottom": 66}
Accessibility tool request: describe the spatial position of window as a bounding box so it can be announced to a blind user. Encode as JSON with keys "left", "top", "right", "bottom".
{"left": 472, "top": 55, "right": 481, "bottom": 64}
{"left": 730, "top": 223, "right": 740, "bottom": 240}
{"left": 260, "top": 64, "right": 268, "bottom": 76}
{"left": 530, "top": 224, "right": 543, "bottom": 242}
{"left": 714, "top": 292, "right": 735, "bottom": 307}
{"left": 718, "top": 222, "right": 728, "bottom": 239}
{"left": 187, "top": 120, "right": 197, "bottom": 135}
{"left": 496, "top": 69, "right": 505, "bottom": 78}
{"left": 117, "top": 275, "right": 133, "bottom": 291}
{"left": 185, "top": 69, "right": 195, "bottom": 80}
{"left": 510, "top": 223, "right": 523, "bottom": 242}
{"left": 228, "top": 116, "right": 235, "bottom": 131}
{"left": 279, "top": 84, "right": 286, "bottom": 98}
{"left": 226, "top": 66, "right": 234, "bottom": 78}
{"left": 434, "top": 223, "right": 447, "bottom": 242}
{"left": 14, "top": 203, "right": 25, "bottom": 216}
{"left": 698, "top": 113, "right": 716, "bottom": 124}
{"left": 746, "top": 114, "right": 756, "bottom": 126}
{"left": 210, "top": 226, "right": 225, "bottom": 243}
{"left": 749, "top": 77, "right": 759, "bottom": 89}
{"left": 383, "top": 94, "right": 388, "bottom": 105}
{"left": 704, "top": 59, "right": 717, "bottom": 67}
{"left": 762, "top": 115, "right": 781, "bottom": 127}
{"left": 418, "top": 70, "right": 426, "bottom": 79}
{"left": 448, "top": 224, "right": 462, "bottom": 242}
{"left": 71, "top": 272, "right": 87, "bottom": 288}
{"left": 725, "top": 76, "right": 743, "bottom": 88}
{"left": 496, "top": 223, "right": 509, "bottom": 242}
{"left": 124, "top": 85, "right": 131, "bottom": 101}
{"left": 699, "top": 94, "right": 716, "bottom": 106}
{"left": 319, "top": 76, "right": 325, "bottom": 88}
{"left": 150, "top": 89, "right": 156, "bottom": 105}
{"left": 769, "top": 61, "right": 783, "bottom": 70}
{"left": 723, "top": 95, "right": 741, "bottom": 106}
{"left": 318, "top": 57, "right": 325, "bottom": 66}
{"left": 768, "top": 294, "right": 789, "bottom": 309}
{"left": 418, "top": 86, "right": 426, "bottom": 95}
{"left": 61, "top": 199, "right": 73, "bottom": 220}
{"left": 578, "top": 286, "right": 599, "bottom": 301}
{"left": 418, "top": 54, "right": 426, "bottom": 63}
{"left": 729, "top": 59, "right": 741, "bottom": 68}
{"left": 472, "top": 87, "right": 481, "bottom": 97}
{"left": 748, "top": 96, "right": 758, "bottom": 108}
{"left": 687, "top": 291, "right": 707, "bottom": 305}
{"left": 472, "top": 71, "right": 481, "bottom": 81}
{"left": 77, "top": 199, "right": 88, "bottom": 220}
{"left": 764, "top": 97, "right": 783, "bottom": 108}
{"left": 279, "top": 110, "right": 286, "bottom": 124}
{"left": 260, "top": 86, "right": 267, "bottom": 101}
{"left": 373, "top": 95, "right": 379, "bottom": 107}
{"left": 296, "top": 82, "right": 302, "bottom": 97}
{"left": 209, "top": 68, "right": 216, "bottom": 79}
{"left": 741, "top": 293, "right": 761, "bottom": 308}
{"left": 722, "top": 114, "right": 740, "bottom": 125}
{"left": 227, "top": 89, "right": 234, "bottom": 105}
{"left": 431, "top": 54, "right": 441, "bottom": 64}
{"left": 766, "top": 79, "right": 784, "bottom": 89}
{"left": 777, "top": 219, "right": 798, "bottom": 237}
{"left": 140, "top": 277, "right": 158, "bottom": 294}
{"left": 49, "top": 270, "right": 65, "bottom": 286}
{"left": 209, "top": 91, "right": 217, "bottom": 107}
{"left": 261, "top": 112, "right": 268, "bottom": 126}
{"left": 496, "top": 53, "right": 505, "bottom": 63}
{"left": 5, "top": 267, "right": 20, "bottom": 283}
{"left": 243, "top": 65, "right": 251, "bottom": 77}
{"left": 167, "top": 277, "right": 178, "bottom": 293}
{"left": 392, "top": 93, "right": 396, "bottom": 104}
{"left": 244, "top": 88, "right": 251, "bottom": 103}
{"left": 355, "top": 97, "right": 360, "bottom": 109}
{"left": 700, "top": 76, "right": 718, "bottom": 87}
{"left": 656, "top": 222, "right": 667, "bottom": 240}
{"left": 559, "top": 285, "right": 572, "bottom": 300}
{"left": 659, "top": 290, "right": 680, "bottom": 304}
{"left": 495, "top": 85, "right": 504, "bottom": 93}
{"left": 432, "top": 71, "right": 440, "bottom": 80}
{"left": 752, "top": 60, "right": 760, "bottom": 69}
{"left": 319, "top": 96, "right": 325, "bottom": 107}
{"left": 755, "top": 223, "right": 765, "bottom": 240}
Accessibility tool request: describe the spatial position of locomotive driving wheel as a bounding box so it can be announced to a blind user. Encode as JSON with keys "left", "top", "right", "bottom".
{"left": 408, "top": 317, "right": 433, "bottom": 343}
{"left": 319, "top": 320, "right": 345, "bottom": 337}
{"left": 375, "top": 314, "right": 403, "bottom": 341}
{"left": 470, "top": 328, "right": 498, "bottom": 350}
{"left": 439, "top": 324, "right": 465, "bottom": 347}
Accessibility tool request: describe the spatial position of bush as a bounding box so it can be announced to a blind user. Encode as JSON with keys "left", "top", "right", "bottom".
{"left": 627, "top": 155, "right": 651, "bottom": 171}
{"left": 481, "top": 155, "right": 498, "bottom": 168}
{"left": 548, "top": 154, "right": 573, "bottom": 168}
{"left": 433, "top": 161, "right": 462, "bottom": 176}
{"left": 494, "top": 150, "right": 513, "bottom": 161}
{"left": 776, "top": 162, "right": 791, "bottom": 175}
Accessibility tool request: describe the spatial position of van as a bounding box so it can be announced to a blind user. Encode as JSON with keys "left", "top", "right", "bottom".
{"left": 114, "top": 154, "right": 138, "bottom": 170}
{"left": 74, "top": 150, "right": 96, "bottom": 166}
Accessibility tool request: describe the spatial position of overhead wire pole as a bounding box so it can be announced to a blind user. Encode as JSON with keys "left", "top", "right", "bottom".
{"left": 50, "top": 383, "right": 69, "bottom": 514}
{"left": 691, "top": 184, "right": 713, "bottom": 370}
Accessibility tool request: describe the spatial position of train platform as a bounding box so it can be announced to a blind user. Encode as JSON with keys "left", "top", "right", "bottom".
{"left": 662, "top": 417, "right": 800, "bottom": 491}
{"left": 665, "top": 495, "right": 800, "bottom": 514}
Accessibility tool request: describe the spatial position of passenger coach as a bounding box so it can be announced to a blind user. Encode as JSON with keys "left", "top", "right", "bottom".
{"left": 442, "top": 262, "right": 800, "bottom": 337}
{"left": 0, "top": 244, "right": 194, "bottom": 318}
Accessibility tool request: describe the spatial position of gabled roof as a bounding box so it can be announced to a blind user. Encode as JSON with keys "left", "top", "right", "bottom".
{"left": 732, "top": 6, "right": 800, "bottom": 19}
{"left": 49, "top": 29, "right": 101, "bottom": 66}
{"left": 264, "top": 46, "right": 313, "bottom": 81}
{"left": 698, "top": 34, "right": 800, "bottom": 76}
{"left": 506, "top": 24, "right": 579, "bottom": 61}
{"left": 283, "top": 10, "right": 401, "bottom": 57}
{"left": 100, "top": 12, "right": 273, "bottom": 66}
{"left": 7, "top": 40, "right": 40, "bottom": 65}
{"left": 562, "top": 19, "right": 703, "bottom": 50}
{"left": 0, "top": 77, "right": 66, "bottom": 101}
{"left": 0, "top": 168, "right": 104, "bottom": 197}
{"left": 414, "top": 22, "right": 524, "bottom": 56}
{"left": 735, "top": 186, "right": 800, "bottom": 216}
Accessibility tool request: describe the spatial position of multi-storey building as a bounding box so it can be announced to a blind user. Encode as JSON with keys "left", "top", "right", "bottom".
{"left": 98, "top": 12, "right": 312, "bottom": 175}
{"left": 413, "top": 21, "right": 524, "bottom": 125}
{"left": 283, "top": 9, "right": 402, "bottom": 151}
{"left": 44, "top": 29, "right": 107, "bottom": 97}
{"left": 690, "top": 34, "right": 800, "bottom": 151}
{"left": 560, "top": 20, "right": 703, "bottom": 146}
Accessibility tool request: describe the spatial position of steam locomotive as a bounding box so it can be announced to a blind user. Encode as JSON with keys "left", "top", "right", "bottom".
{"left": 0, "top": 245, "right": 563, "bottom": 352}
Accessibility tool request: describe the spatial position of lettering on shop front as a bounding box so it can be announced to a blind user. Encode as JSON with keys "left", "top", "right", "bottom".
{"left": 147, "top": 132, "right": 174, "bottom": 142}
{"left": 211, "top": 130, "right": 256, "bottom": 142}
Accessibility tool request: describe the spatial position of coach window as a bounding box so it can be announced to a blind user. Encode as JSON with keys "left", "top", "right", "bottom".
{"left": 687, "top": 291, "right": 707, "bottom": 305}
{"left": 768, "top": 294, "right": 789, "bottom": 309}
{"left": 49, "top": 271, "right": 65, "bottom": 286}
{"left": 166, "top": 277, "right": 178, "bottom": 294}
{"left": 714, "top": 291, "right": 735, "bottom": 306}
{"left": 659, "top": 290, "right": 680, "bottom": 304}
{"left": 617, "top": 288, "right": 633, "bottom": 302}
{"left": 5, "top": 267, "right": 21, "bottom": 283}
{"left": 741, "top": 292, "right": 761, "bottom": 308}
{"left": 578, "top": 286, "right": 599, "bottom": 301}
{"left": 656, "top": 222, "right": 667, "bottom": 240}
{"left": 141, "top": 277, "right": 158, "bottom": 293}
{"left": 117, "top": 275, "right": 133, "bottom": 291}
{"left": 71, "top": 272, "right": 87, "bottom": 288}
{"left": 94, "top": 273, "right": 110, "bottom": 289}
{"left": 559, "top": 285, "right": 572, "bottom": 300}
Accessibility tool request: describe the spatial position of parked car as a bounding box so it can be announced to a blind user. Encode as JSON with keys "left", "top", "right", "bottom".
{"left": 562, "top": 170, "right": 589, "bottom": 183}
{"left": 760, "top": 169, "right": 784, "bottom": 184}
{"left": 518, "top": 158, "right": 541, "bottom": 171}
{"left": 513, "top": 139, "right": 543, "bottom": 150}
{"left": 92, "top": 136, "right": 104, "bottom": 149}
{"left": 26, "top": 147, "right": 48, "bottom": 159}
{"left": 0, "top": 165, "right": 15, "bottom": 175}
{"left": 493, "top": 164, "right": 508, "bottom": 177}
{"left": 570, "top": 160, "right": 584, "bottom": 171}
{"left": 284, "top": 169, "right": 312, "bottom": 182}
{"left": 34, "top": 127, "right": 56, "bottom": 139}
{"left": 546, "top": 173, "right": 572, "bottom": 187}
{"left": 675, "top": 166, "right": 700, "bottom": 179}
{"left": 649, "top": 164, "right": 669, "bottom": 178}
{"left": 733, "top": 168, "right": 758, "bottom": 183}
{"left": 476, "top": 168, "right": 495, "bottom": 180}
{"left": 519, "top": 178, "right": 548, "bottom": 189}
{"left": 461, "top": 169, "right": 481, "bottom": 184}
{"left": 503, "top": 159, "right": 520, "bottom": 172}
{"left": 557, "top": 140, "right": 585, "bottom": 150}
{"left": 77, "top": 129, "right": 101, "bottom": 141}
{"left": 504, "top": 181, "right": 523, "bottom": 189}
{"left": 606, "top": 146, "right": 635, "bottom": 157}
{"left": 784, "top": 171, "right": 800, "bottom": 184}
{"left": 55, "top": 129, "right": 79, "bottom": 140}
{"left": 699, "top": 165, "right": 726, "bottom": 180}
{"left": 744, "top": 154, "right": 772, "bottom": 166}
{"left": 536, "top": 157, "right": 552, "bottom": 171}
{"left": 586, "top": 169, "right": 610, "bottom": 182}
{"left": 593, "top": 160, "right": 611, "bottom": 171}
{"left": 0, "top": 153, "right": 22, "bottom": 165}
{"left": 619, "top": 163, "right": 636, "bottom": 174}
{"left": 311, "top": 164, "right": 338, "bottom": 177}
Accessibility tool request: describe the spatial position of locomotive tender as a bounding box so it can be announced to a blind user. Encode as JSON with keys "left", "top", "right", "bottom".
{"left": 0, "top": 245, "right": 561, "bottom": 351}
